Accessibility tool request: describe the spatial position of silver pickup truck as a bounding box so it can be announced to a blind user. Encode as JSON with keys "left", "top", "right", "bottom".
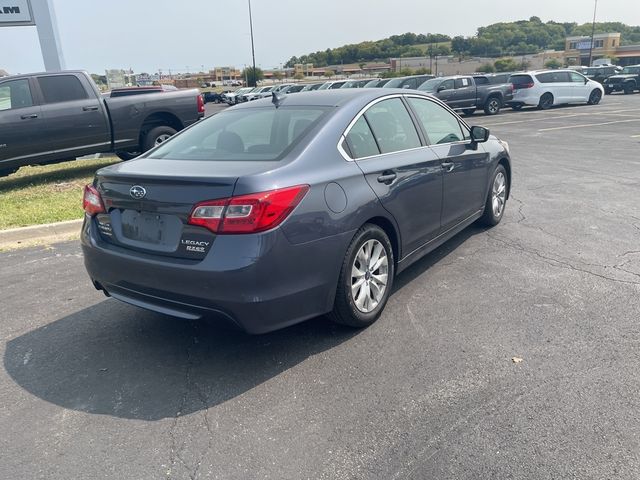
{"left": 0, "top": 70, "right": 204, "bottom": 176}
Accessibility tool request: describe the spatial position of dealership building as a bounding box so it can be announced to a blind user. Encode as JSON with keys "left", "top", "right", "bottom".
{"left": 565, "top": 32, "right": 640, "bottom": 66}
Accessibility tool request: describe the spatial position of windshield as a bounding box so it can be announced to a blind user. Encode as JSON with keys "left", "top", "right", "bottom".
{"left": 622, "top": 67, "right": 640, "bottom": 74}
{"left": 147, "top": 106, "right": 330, "bottom": 162}
{"left": 318, "top": 82, "right": 331, "bottom": 90}
{"left": 418, "top": 79, "right": 442, "bottom": 92}
{"left": 363, "top": 80, "right": 379, "bottom": 87}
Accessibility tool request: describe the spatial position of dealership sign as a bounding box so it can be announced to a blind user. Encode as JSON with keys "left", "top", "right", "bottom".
{"left": 577, "top": 41, "right": 593, "bottom": 50}
{"left": 0, "top": 0, "right": 34, "bottom": 26}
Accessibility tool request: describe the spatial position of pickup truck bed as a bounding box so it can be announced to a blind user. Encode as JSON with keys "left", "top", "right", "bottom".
{"left": 0, "top": 71, "right": 204, "bottom": 176}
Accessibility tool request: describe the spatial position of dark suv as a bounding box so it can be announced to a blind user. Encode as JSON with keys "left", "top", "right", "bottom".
{"left": 583, "top": 66, "right": 622, "bottom": 89}
{"left": 604, "top": 65, "right": 640, "bottom": 94}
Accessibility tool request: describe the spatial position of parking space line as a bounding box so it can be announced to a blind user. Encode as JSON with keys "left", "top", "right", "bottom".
{"left": 480, "top": 109, "right": 640, "bottom": 127}
{"left": 539, "top": 119, "right": 640, "bottom": 132}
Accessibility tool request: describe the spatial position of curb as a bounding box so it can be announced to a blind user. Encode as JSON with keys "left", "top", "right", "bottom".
{"left": 0, "top": 219, "right": 83, "bottom": 248}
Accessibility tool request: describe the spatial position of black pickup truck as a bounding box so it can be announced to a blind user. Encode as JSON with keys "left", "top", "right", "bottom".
{"left": 603, "top": 65, "right": 640, "bottom": 95}
{"left": 0, "top": 71, "right": 204, "bottom": 176}
{"left": 418, "top": 74, "right": 514, "bottom": 115}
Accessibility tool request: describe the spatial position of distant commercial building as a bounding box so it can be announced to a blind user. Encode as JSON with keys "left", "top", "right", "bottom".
{"left": 105, "top": 69, "right": 126, "bottom": 89}
{"left": 212, "top": 67, "right": 242, "bottom": 82}
{"left": 565, "top": 33, "right": 640, "bottom": 66}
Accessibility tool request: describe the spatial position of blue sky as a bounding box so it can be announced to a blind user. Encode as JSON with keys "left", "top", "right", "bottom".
{"left": 1, "top": 0, "right": 638, "bottom": 75}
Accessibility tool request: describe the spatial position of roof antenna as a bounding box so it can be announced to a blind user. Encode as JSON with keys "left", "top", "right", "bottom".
{"left": 272, "top": 91, "right": 286, "bottom": 108}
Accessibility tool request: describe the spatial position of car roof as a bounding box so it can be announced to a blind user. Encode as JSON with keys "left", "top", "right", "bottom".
{"left": 230, "top": 88, "right": 434, "bottom": 109}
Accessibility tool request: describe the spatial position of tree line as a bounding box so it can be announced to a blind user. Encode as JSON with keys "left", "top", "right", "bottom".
{"left": 284, "top": 18, "right": 640, "bottom": 68}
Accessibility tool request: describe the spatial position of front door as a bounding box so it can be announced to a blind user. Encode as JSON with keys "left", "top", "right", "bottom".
{"left": 0, "top": 78, "right": 48, "bottom": 168}
{"left": 406, "top": 96, "right": 490, "bottom": 231}
{"left": 345, "top": 97, "right": 443, "bottom": 254}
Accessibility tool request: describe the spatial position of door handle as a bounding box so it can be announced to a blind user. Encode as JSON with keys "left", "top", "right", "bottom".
{"left": 20, "top": 113, "right": 38, "bottom": 119}
{"left": 377, "top": 171, "right": 397, "bottom": 184}
{"left": 441, "top": 162, "right": 455, "bottom": 172}
{"left": 83, "top": 106, "right": 99, "bottom": 111}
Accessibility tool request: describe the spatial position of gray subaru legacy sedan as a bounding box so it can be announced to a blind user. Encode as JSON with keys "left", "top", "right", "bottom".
{"left": 81, "top": 89, "right": 511, "bottom": 334}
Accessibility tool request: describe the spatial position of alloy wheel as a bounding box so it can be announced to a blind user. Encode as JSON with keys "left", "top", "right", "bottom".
{"left": 155, "top": 134, "right": 172, "bottom": 146}
{"left": 492, "top": 172, "right": 507, "bottom": 217}
{"left": 351, "top": 239, "right": 389, "bottom": 313}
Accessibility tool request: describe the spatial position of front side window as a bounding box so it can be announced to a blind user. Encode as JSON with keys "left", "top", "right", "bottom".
{"left": 37, "top": 75, "right": 88, "bottom": 104}
{"left": 570, "top": 72, "right": 586, "bottom": 83}
{"left": 363, "top": 98, "right": 421, "bottom": 154}
{"left": 407, "top": 97, "right": 467, "bottom": 145}
{"left": 148, "top": 106, "right": 329, "bottom": 161}
{"left": 0, "top": 79, "right": 33, "bottom": 111}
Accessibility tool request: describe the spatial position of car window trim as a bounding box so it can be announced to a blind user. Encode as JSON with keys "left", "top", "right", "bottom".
{"left": 337, "top": 93, "right": 473, "bottom": 162}
{"left": 0, "top": 78, "right": 36, "bottom": 111}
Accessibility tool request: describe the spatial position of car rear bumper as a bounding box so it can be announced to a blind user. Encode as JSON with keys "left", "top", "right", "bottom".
{"left": 508, "top": 90, "right": 540, "bottom": 106}
{"left": 81, "top": 217, "right": 351, "bottom": 334}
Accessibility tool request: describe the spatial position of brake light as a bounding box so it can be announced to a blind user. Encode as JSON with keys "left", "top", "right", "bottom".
{"left": 197, "top": 94, "right": 205, "bottom": 114}
{"left": 188, "top": 185, "right": 309, "bottom": 234}
{"left": 83, "top": 184, "right": 105, "bottom": 216}
{"left": 513, "top": 82, "right": 534, "bottom": 90}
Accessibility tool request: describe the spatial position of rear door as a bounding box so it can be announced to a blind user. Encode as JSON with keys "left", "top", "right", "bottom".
{"left": 0, "top": 78, "right": 48, "bottom": 167}
{"left": 346, "top": 96, "right": 443, "bottom": 253}
{"left": 406, "top": 96, "right": 489, "bottom": 231}
{"left": 36, "top": 74, "right": 111, "bottom": 157}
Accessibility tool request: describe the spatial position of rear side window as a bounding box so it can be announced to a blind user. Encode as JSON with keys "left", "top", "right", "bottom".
{"left": 0, "top": 79, "right": 33, "bottom": 111}
{"left": 364, "top": 98, "right": 421, "bottom": 154}
{"left": 455, "top": 78, "right": 472, "bottom": 88}
{"left": 148, "top": 106, "right": 329, "bottom": 161}
{"left": 345, "top": 116, "right": 380, "bottom": 159}
{"left": 407, "top": 97, "right": 467, "bottom": 145}
{"left": 536, "top": 72, "right": 570, "bottom": 83}
{"left": 37, "top": 75, "right": 88, "bottom": 103}
{"left": 510, "top": 75, "right": 534, "bottom": 87}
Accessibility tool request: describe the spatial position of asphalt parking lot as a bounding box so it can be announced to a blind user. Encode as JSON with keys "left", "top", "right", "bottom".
{"left": 2, "top": 94, "right": 640, "bottom": 479}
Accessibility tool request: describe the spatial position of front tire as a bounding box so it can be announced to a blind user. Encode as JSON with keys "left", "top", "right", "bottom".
{"left": 511, "top": 104, "right": 523, "bottom": 111}
{"left": 142, "top": 126, "right": 177, "bottom": 152}
{"left": 462, "top": 108, "right": 476, "bottom": 116}
{"left": 588, "top": 89, "right": 602, "bottom": 105}
{"left": 478, "top": 165, "right": 509, "bottom": 227}
{"left": 330, "top": 224, "right": 394, "bottom": 328}
{"left": 538, "top": 93, "right": 554, "bottom": 110}
{"left": 115, "top": 151, "right": 138, "bottom": 161}
{"left": 484, "top": 96, "right": 502, "bottom": 115}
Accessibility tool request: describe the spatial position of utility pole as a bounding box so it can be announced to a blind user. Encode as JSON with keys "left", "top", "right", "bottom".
{"left": 248, "top": 0, "right": 257, "bottom": 87}
{"left": 588, "top": 0, "right": 598, "bottom": 67}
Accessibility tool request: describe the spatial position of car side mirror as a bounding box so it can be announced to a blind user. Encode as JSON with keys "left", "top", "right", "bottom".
{"left": 584, "top": 78, "right": 589, "bottom": 84}
{"left": 437, "top": 85, "right": 446, "bottom": 92}
{"left": 470, "top": 125, "right": 490, "bottom": 144}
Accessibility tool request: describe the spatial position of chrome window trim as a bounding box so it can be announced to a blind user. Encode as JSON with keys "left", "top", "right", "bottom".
{"left": 336, "top": 92, "right": 474, "bottom": 162}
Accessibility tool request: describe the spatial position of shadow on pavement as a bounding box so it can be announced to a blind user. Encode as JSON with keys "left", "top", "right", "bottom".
{"left": 4, "top": 302, "right": 358, "bottom": 421}
{"left": 4, "top": 224, "right": 487, "bottom": 421}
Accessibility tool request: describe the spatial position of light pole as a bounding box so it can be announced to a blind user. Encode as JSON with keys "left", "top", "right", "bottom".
{"left": 248, "top": 0, "right": 257, "bottom": 87}
{"left": 588, "top": 0, "right": 598, "bottom": 67}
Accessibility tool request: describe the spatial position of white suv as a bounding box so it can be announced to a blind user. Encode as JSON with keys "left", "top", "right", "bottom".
{"left": 508, "top": 70, "right": 604, "bottom": 110}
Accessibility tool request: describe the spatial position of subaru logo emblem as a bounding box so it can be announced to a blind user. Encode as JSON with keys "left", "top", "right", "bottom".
{"left": 130, "top": 185, "right": 146, "bottom": 199}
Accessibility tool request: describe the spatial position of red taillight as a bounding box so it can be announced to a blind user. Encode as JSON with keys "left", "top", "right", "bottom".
{"left": 83, "top": 184, "right": 105, "bottom": 216}
{"left": 188, "top": 185, "right": 309, "bottom": 234}
{"left": 197, "top": 94, "right": 205, "bottom": 114}
{"left": 513, "top": 82, "right": 534, "bottom": 90}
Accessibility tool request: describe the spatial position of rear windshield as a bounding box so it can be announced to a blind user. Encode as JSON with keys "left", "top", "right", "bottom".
{"left": 147, "top": 106, "right": 330, "bottom": 161}
{"left": 509, "top": 74, "right": 534, "bottom": 86}
{"left": 383, "top": 78, "right": 405, "bottom": 88}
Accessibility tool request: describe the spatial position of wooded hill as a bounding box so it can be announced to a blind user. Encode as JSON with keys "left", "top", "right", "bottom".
{"left": 284, "top": 17, "right": 640, "bottom": 68}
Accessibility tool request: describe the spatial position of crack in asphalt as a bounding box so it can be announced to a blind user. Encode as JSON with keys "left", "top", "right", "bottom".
{"left": 486, "top": 233, "right": 640, "bottom": 287}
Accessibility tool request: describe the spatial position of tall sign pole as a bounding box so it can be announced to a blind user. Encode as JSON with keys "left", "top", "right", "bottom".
{"left": 0, "top": 0, "right": 65, "bottom": 71}
{"left": 247, "top": 0, "right": 257, "bottom": 87}
{"left": 588, "top": 0, "right": 598, "bottom": 67}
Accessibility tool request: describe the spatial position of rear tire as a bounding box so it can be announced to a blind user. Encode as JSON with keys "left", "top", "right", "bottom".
{"left": 538, "top": 93, "right": 554, "bottom": 110}
{"left": 329, "top": 224, "right": 394, "bottom": 328}
{"left": 142, "top": 126, "right": 177, "bottom": 152}
{"left": 478, "top": 165, "right": 509, "bottom": 227}
{"left": 484, "top": 96, "right": 502, "bottom": 115}
{"left": 587, "top": 89, "right": 602, "bottom": 105}
{"left": 604, "top": 87, "right": 612, "bottom": 95}
{"left": 115, "top": 151, "right": 138, "bottom": 161}
{"left": 511, "top": 104, "right": 523, "bottom": 111}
